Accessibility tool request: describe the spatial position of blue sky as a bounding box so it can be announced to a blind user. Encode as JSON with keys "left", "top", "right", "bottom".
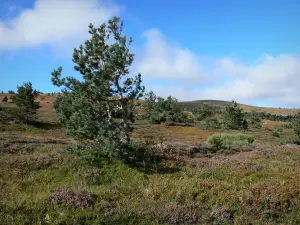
{"left": 0, "top": 0, "right": 300, "bottom": 107}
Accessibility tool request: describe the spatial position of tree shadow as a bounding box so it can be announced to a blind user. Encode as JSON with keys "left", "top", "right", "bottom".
{"left": 117, "top": 142, "right": 181, "bottom": 175}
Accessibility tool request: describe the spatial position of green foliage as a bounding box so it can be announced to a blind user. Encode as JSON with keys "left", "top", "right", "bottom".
{"left": 222, "top": 101, "right": 248, "bottom": 130}
{"left": 8, "top": 90, "right": 15, "bottom": 94}
{"left": 2, "top": 96, "right": 8, "bottom": 102}
{"left": 207, "top": 133, "right": 254, "bottom": 151}
{"left": 12, "top": 82, "right": 40, "bottom": 122}
{"left": 272, "top": 130, "right": 281, "bottom": 138}
{"left": 246, "top": 110, "right": 262, "bottom": 128}
{"left": 281, "top": 123, "right": 292, "bottom": 129}
{"left": 51, "top": 17, "right": 144, "bottom": 151}
{"left": 192, "top": 102, "right": 216, "bottom": 121}
{"left": 198, "top": 117, "right": 221, "bottom": 130}
{"left": 144, "top": 93, "right": 192, "bottom": 124}
{"left": 272, "top": 128, "right": 283, "bottom": 138}
{"left": 290, "top": 112, "right": 300, "bottom": 144}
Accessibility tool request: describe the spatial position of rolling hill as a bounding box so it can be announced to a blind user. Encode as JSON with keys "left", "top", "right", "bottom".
{"left": 180, "top": 100, "right": 298, "bottom": 116}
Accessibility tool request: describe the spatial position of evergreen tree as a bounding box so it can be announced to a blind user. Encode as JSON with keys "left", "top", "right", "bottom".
{"left": 222, "top": 101, "right": 247, "bottom": 130}
{"left": 290, "top": 111, "right": 300, "bottom": 144}
{"left": 12, "top": 82, "right": 40, "bottom": 122}
{"left": 144, "top": 94, "right": 191, "bottom": 124}
{"left": 51, "top": 17, "right": 144, "bottom": 151}
{"left": 192, "top": 102, "right": 216, "bottom": 121}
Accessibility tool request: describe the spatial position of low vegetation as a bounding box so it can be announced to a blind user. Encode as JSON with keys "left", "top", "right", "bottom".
{"left": 207, "top": 133, "right": 254, "bottom": 151}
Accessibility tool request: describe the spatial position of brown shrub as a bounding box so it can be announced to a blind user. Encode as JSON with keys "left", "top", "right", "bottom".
{"left": 49, "top": 189, "right": 94, "bottom": 207}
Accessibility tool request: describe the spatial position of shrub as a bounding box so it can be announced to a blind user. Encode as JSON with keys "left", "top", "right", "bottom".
{"left": 281, "top": 123, "right": 292, "bottom": 129}
{"left": 290, "top": 112, "right": 300, "bottom": 144}
{"left": 207, "top": 133, "right": 254, "bottom": 151}
{"left": 272, "top": 128, "right": 283, "bottom": 138}
{"left": 49, "top": 189, "right": 94, "bottom": 207}
{"left": 144, "top": 94, "right": 191, "bottom": 124}
{"left": 246, "top": 111, "right": 262, "bottom": 128}
{"left": 192, "top": 102, "right": 217, "bottom": 121}
{"left": 2, "top": 96, "right": 8, "bottom": 102}
{"left": 199, "top": 117, "right": 221, "bottom": 130}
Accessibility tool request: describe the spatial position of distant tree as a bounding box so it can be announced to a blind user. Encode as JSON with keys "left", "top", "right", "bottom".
{"left": 1, "top": 91, "right": 3, "bottom": 94}
{"left": 12, "top": 82, "right": 40, "bottom": 122}
{"left": 290, "top": 111, "right": 300, "bottom": 144}
{"left": 246, "top": 110, "right": 262, "bottom": 128}
{"left": 222, "top": 101, "right": 247, "bottom": 130}
{"left": 144, "top": 94, "right": 191, "bottom": 124}
{"left": 8, "top": 90, "right": 15, "bottom": 94}
{"left": 192, "top": 102, "right": 216, "bottom": 121}
{"left": 51, "top": 17, "right": 144, "bottom": 152}
{"left": 2, "top": 96, "right": 8, "bottom": 102}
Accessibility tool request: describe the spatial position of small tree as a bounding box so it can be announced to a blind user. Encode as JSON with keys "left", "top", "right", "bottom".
{"left": 246, "top": 110, "right": 262, "bottom": 128}
{"left": 2, "top": 96, "right": 8, "bottom": 103}
{"left": 12, "top": 82, "right": 40, "bottom": 122}
{"left": 51, "top": 17, "right": 144, "bottom": 152}
{"left": 222, "top": 101, "right": 247, "bottom": 130}
{"left": 144, "top": 94, "right": 191, "bottom": 124}
{"left": 8, "top": 90, "right": 15, "bottom": 94}
{"left": 290, "top": 111, "right": 300, "bottom": 144}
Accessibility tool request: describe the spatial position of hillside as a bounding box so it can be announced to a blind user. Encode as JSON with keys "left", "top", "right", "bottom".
{"left": 180, "top": 99, "right": 298, "bottom": 116}
{"left": 1, "top": 94, "right": 298, "bottom": 116}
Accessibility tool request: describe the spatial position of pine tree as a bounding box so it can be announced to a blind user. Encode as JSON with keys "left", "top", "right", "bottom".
{"left": 290, "top": 111, "right": 300, "bottom": 144}
{"left": 12, "top": 82, "right": 40, "bottom": 122}
{"left": 222, "top": 101, "right": 247, "bottom": 130}
{"left": 51, "top": 17, "right": 144, "bottom": 152}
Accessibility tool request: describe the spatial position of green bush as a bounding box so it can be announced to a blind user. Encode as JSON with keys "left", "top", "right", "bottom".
{"left": 281, "top": 123, "right": 292, "bottom": 129}
{"left": 144, "top": 94, "right": 191, "bottom": 124}
{"left": 272, "top": 128, "right": 283, "bottom": 138}
{"left": 199, "top": 117, "right": 221, "bottom": 130}
{"left": 207, "top": 133, "right": 254, "bottom": 151}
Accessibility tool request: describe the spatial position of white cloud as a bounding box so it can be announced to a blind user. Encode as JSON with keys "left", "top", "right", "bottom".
{"left": 135, "top": 29, "right": 300, "bottom": 106}
{"left": 0, "top": 0, "right": 120, "bottom": 53}
{"left": 134, "top": 29, "right": 207, "bottom": 85}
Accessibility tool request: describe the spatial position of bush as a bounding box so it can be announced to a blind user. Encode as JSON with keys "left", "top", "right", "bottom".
{"left": 290, "top": 112, "right": 300, "bottom": 144}
{"left": 207, "top": 133, "right": 254, "bottom": 151}
{"left": 246, "top": 111, "right": 262, "bottom": 128}
{"left": 144, "top": 94, "right": 191, "bottom": 124}
{"left": 272, "top": 128, "right": 283, "bottom": 138}
{"left": 281, "top": 123, "right": 292, "bottom": 129}
{"left": 192, "top": 102, "right": 217, "bottom": 121}
{"left": 199, "top": 117, "right": 221, "bottom": 130}
{"left": 49, "top": 189, "right": 94, "bottom": 207}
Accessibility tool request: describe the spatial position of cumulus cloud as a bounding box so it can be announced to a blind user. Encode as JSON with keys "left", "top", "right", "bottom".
{"left": 135, "top": 29, "right": 300, "bottom": 106}
{"left": 134, "top": 29, "right": 207, "bottom": 85}
{"left": 0, "top": 0, "right": 120, "bottom": 54}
